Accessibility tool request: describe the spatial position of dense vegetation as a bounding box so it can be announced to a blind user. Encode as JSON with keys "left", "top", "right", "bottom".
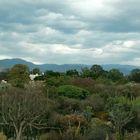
{"left": 0, "top": 64, "right": 140, "bottom": 140}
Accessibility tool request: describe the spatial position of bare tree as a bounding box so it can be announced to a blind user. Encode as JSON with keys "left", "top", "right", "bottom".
{"left": 0, "top": 88, "right": 51, "bottom": 140}
{"left": 110, "top": 104, "right": 134, "bottom": 140}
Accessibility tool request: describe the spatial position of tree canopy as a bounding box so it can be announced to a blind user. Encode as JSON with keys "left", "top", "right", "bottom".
{"left": 129, "top": 69, "right": 140, "bottom": 83}
{"left": 8, "top": 64, "right": 30, "bottom": 88}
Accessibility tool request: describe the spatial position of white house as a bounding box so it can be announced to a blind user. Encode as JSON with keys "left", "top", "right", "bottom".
{"left": 1, "top": 80, "right": 7, "bottom": 84}
{"left": 29, "top": 74, "right": 39, "bottom": 81}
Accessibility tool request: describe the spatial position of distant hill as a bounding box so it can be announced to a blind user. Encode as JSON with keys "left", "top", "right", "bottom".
{"left": 0, "top": 58, "right": 140, "bottom": 74}
{"left": 102, "top": 64, "right": 140, "bottom": 75}
{"left": 0, "top": 58, "right": 36, "bottom": 70}
{"left": 0, "top": 58, "right": 88, "bottom": 72}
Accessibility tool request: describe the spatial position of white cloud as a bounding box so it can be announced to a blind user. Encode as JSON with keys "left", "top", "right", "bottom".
{"left": 66, "top": 0, "right": 121, "bottom": 20}
{"left": 123, "top": 41, "right": 135, "bottom": 48}
{"left": 0, "top": 0, "right": 140, "bottom": 65}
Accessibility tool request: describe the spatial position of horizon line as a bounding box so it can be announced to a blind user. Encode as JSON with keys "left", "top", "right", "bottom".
{"left": 0, "top": 58, "right": 140, "bottom": 67}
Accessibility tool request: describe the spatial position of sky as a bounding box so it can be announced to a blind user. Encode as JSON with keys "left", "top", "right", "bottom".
{"left": 0, "top": 0, "right": 140, "bottom": 65}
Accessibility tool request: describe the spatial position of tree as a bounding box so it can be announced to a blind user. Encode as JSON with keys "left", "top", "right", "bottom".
{"left": 86, "top": 94, "right": 105, "bottom": 112}
{"left": 44, "top": 70, "right": 60, "bottom": 77}
{"left": 66, "top": 69, "right": 79, "bottom": 76}
{"left": 108, "top": 69, "right": 124, "bottom": 82}
{"left": 110, "top": 103, "right": 134, "bottom": 140}
{"left": 8, "top": 64, "right": 30, "bottom": 88}
{"left": 86, "top": 127, "right": 108, "bottom": 140}
{"left": 31, "top": 68, "right": 41, "bottom": 74}
{"left": 71, "top": 77, "right": 95, "bottom": 93}
{"left": 83, "top": 106, "right": 93, "bottom": 122}
{"left": 58, "top": 85, "right": 90, "bottom": 99}
{"left": 81, "top": 67, "right": 91, "bottom": 78}
{"left": 0, "top": 69, "right": 9, "bottom": 81}
{"left": 129, "top": 69, "right": 140, "bottom": 83}
{"left": 90, "top": 65, "right": 104, "bottom": 79}
{"left": 0, "top": 88, "right": 50, "bottom": 140}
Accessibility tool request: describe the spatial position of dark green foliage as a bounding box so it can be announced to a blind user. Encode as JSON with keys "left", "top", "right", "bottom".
{"left": 110, "top": 104, "right": 134, "bottom": 127}
{"left": 45, "top": 76, "right": 71, "bottom": 87}
{"left": 1, "top": 64, "right": 140, "bottom": 140}
{"left": 129, "top": 69, "right": 140, "bottom": 83}
{"left": 96, "top": 77, "right": 113, "bottom": 85}
{"left": 71, "top": 77, "right": 95, "bottom": 93}
{"left": 58, "top": 85, "right": 90, "bottom": 99}
{"left": 8, "top": 64, "right": 30, "bottom": 88}
{"left": 0, "top": 69, "right": 9, "bottom": 81}
{"left": 90, "top": 65, "right": 104, "bottom": 79}
{"left": 66, "top": 69, "right": 79, "bottom": 76}
{"left": 57, "top": 96, "right": 82, "bottom": 114}
{"left": 110, "top": 103, "right": 134, "bottom": 140}
{"left": 45, "top": 70, "right": 61, "bottom": 77}
{"left": 108, "top": 69, "right": 124, "bottom": 82}
{"left": 31, "top": 68, "right": 41, "bottom": 74}
{"left": 86, "top": 127, "right": 107, "bottom": 140}
{"left": 85, "top": 94, "right": 105, "bottom": 112}
{"left": 83, "top": 106, "right": 93, "bottom": 122}
{"left": 81, "top": 67, "right": 91, "bottom": 78}
{"left": 40, "top": 130, "right": 85, "bottom": 140}
{"left": 46, "top": 77, "right": 63, "bottom": 87}
{"left": 34, "top": 75, "right": 45, "bottom": 81}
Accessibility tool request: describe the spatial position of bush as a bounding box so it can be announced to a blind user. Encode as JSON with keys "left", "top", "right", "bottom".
{"left": 71, "top": 77, "right": 95, "bottom": 93}
{"left": 84, "top": 94, "right": 105, "bottom": 112}
{"left": 57, "top": 96, "right": 82, "bottom": 114}
{"left": 96, "top": 77, "right": 113, "bottom": 85}
{"left": 58, "top": 85, "right": 90, "bottom": 99}
{"left": 85, "top": 127, "right": 107, "bottom": 140}
{"left": 45, "top": 76, "right": 72, "bottom": 87}
{"left": 39, "top": 131, "right": 61, "bottom": 140}
{"left": 124, "top": 131, "right": 140, "bottom": 140}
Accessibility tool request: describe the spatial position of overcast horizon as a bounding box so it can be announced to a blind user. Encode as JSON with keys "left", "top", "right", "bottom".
{"left": 0, "top": 0, "right": 140, "bottom": 65}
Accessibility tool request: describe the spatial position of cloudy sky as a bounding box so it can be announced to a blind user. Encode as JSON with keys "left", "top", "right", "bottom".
{"left": 0, "top": 0, "right": 140, "bottom": 65}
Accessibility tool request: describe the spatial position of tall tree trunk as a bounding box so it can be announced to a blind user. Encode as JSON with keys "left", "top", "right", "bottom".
{"left": 15, "top": 124, "right": 24, "bottom": 140}
{"left": 16, "top": 131, "right": 22, "bottom": 140}
{"left": 15, "top": 121, "right": 25, "bottom": 140}
{"left": 116, "top": 127, "right": 124, "bottom": 140}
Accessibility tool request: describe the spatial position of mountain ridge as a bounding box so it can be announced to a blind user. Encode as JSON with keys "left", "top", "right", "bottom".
{"left": 0, "top": 58, "right": 140, "bottom": 74}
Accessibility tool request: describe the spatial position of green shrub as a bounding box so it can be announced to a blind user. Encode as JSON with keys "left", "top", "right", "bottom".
{"left": 85, "top": 127, "right": 107, "bottom": 140}
{"left": 57, "top": 96, "right": 82, "bottom": 114}
{"left": 45, "top": 76, "right": 72, "bottom": 87}
{"left": 58, "top": 85, "right": 90, "bottom": 99}
{"left": 124, "top": 131, "right": 140, "bottom": 140}
{"left": 86, "top": 94, "right": 105, "bottom": 112}
{"left": 39, "top": 132, "right": 61, "bottom": 140}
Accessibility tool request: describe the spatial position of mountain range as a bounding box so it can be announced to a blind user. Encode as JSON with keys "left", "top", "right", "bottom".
{"left": 0, "top": 58, "right": 140, "bottom": 74}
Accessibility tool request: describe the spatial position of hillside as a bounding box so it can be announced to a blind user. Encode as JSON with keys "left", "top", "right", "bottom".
{"left": 0, "top": 58, "right": 139, "bottom": 74}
